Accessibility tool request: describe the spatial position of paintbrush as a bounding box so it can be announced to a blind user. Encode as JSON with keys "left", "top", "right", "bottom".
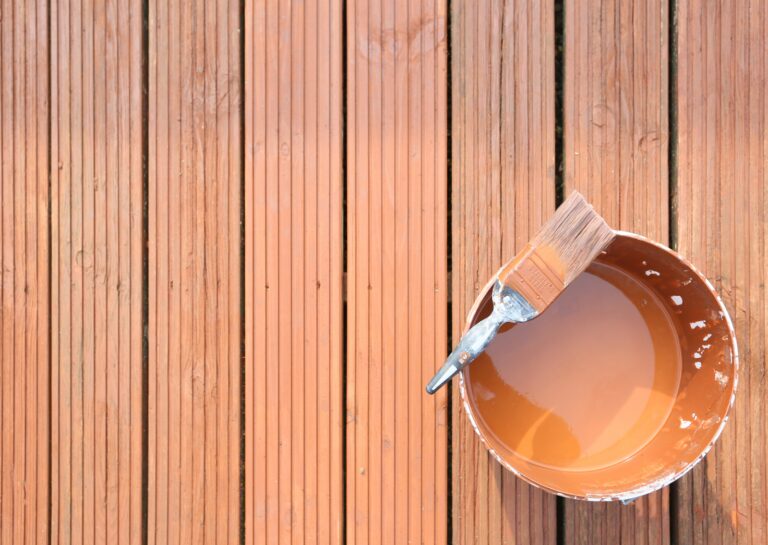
{"left": 426, "top": 191, "right": 615, "bottom": 394}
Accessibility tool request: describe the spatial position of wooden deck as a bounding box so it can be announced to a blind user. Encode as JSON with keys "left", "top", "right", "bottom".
{"left": 0, "top": 0, "right": 765, "bottom": 543}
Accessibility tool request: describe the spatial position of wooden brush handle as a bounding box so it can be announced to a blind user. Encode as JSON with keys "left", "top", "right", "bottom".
{"left": 497, "top": 244, "right": 565, "bottom": 313}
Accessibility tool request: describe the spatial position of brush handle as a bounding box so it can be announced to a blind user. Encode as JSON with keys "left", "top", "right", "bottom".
{"left": 497, "top": 244, "right": 565, "bottom": 313}
{"left": 425, "top": 313, "right": 503, "bottom": 395}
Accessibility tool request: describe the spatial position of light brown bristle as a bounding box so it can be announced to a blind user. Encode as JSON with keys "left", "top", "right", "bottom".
{"left": 497, "top": 191, "right": 615, "bottom": 313}
{"left": 531, "top": 191, "right": 615, "bottom": 285}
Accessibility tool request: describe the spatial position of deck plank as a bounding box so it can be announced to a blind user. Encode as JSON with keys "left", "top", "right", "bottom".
{"left": 675, "top": 1, "right": 767, "bottom": 543}
{"left": 346, "top": 0, "right": 449, "bottom": 542}
{"left": 245, "top": 0, "right": 344, "bottom": 543}
{"left": 50, "top": 0, "right": 142, "bottom": 543}
{"left": 563, "top": 0, "right": 670, "bottom": 542}
{"left": 0, "top": 0, "right": 49, "bottom": 543}
{"left": 148, "top": 0, "right": 241, "bottom": 542}
{"left": 450, "top": 1, "right": 556, "bottom": 543}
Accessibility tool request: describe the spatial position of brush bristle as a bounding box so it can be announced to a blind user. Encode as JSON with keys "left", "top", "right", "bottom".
{"left": 531, "top": 191, "right": 615, "bottom": 285}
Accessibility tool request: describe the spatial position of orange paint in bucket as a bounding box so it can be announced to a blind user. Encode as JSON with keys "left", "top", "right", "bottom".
{"left": 459, "top": 232, "right": 738, "bottom": 501}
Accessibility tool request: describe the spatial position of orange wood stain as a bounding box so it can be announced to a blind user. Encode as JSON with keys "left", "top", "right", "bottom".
{"left": 467, "top": 263, "right": 681, "bottom": 473}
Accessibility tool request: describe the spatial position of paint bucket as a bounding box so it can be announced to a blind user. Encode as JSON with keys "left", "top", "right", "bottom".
{"left": 459, "top": 231, "right": 738, "bottom": 501}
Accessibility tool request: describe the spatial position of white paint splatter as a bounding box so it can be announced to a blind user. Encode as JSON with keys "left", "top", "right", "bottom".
{"left": 682, "top": 278, "right": 693, "bottom": 286}
{"left": 694, "top": 361, "right": 702, "bottom": 369}
{"left": 645, "top": 269, "right": 661, "bottom": 277}
{"left": 690, "top": 320, "right": 707, "bottom": 329}
{"left": 703, "top": 333, "right": 712, "bottom": 341}
{"left": 714, "top": 370, "right": 729, "bottom": 387}
{"left": 693, "top": 352, "right": 702, "bottom": 359}
{"left": 680, "top": 418, "right": 692, "bottom": 429}
{"left": 671, "top": 295, "right": 683, "bottom": 306}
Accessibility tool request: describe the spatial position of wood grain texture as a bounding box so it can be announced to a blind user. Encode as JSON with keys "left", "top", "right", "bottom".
{"left": 346, "top": 0, "right": 449, "bottom": 542}
{"left": 50, "top": 0, "right": 142, "bottom": 543}
{"left": 563, "top": 0, "right": 669, "bottom": 542}
{"left": 451, "top": 0, "right": 556, "bottom": 543}
{"left": 148, "top": 0, "right": 241, "bottom": 543}
{"left": 675, "top": 0, "right": 767, "bottom": 543}
{"left": 245, "top": 0, "right": 344, "bottom": 543}
{"left": 0, "top": 0, "right": 49, "bottom": 543}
